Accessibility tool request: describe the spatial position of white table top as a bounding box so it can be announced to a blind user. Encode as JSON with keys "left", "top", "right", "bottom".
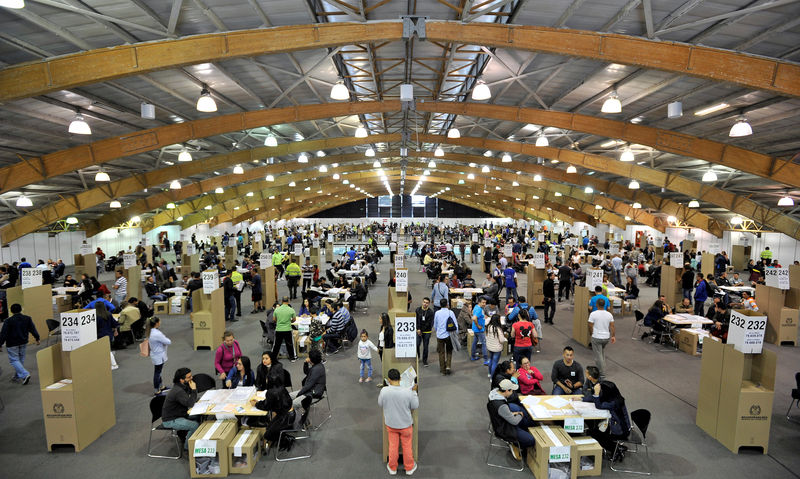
{"left": 664, "top": 313, "right": 713, "bottom": 325}
{"left": 53, "top": 286, "right": 80, "bottom": 295}
{"left": 449, "top": 287, "right": 484, "bottom": 294}
{"left": 163, "top": 287, "right": 188, "bottom": 294}
{"left": 719, "top": 285, "right": 755, "bottom": 293}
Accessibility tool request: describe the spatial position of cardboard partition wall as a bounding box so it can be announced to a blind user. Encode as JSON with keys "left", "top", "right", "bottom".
{"left": 37, "top": 339, "right": 115, "bottom": 452}
{"left": 731, "top": 245, "right": 752, "bottom": 271}
{"left": 756, "top": 284, "right": 798, "bottom": 346}
{"left": 700, "top": 253, "right": 715, "bottom": 280}
{"left": 660, "top": 265, "right": 683, "bottom": 309}
{"left": 116, "top": 265, "right": 141, "bottom": 303}
{"left": 695, "top": 339, "right": 776, "bottom": 454}
{"left": 572, "top": 287, "right": 591, "bottom": 348}
{"left": 526, "top": 265, "right": 545, "bottom": 308}
{"left": 182, "top": 253, "right": 201, "bottom": 273}
{"left": 7, "top": 284, "right": 52, "bottom": 344}
{"left": 387, "top": 287, "right": 408, "bottom": 313}
{"left": 682, "top": 240, "right": 697, "bottom": 253}
{"left": 382, "top": 312, "right": 420, "bottom": 464}
{"left": 73, "top": 254, "right": 96, "bottom": 279}
{"left": 191, "top": 288, "right": 225, "bottom": 350}
{"left": 310, "top": 247, "right": 320, "bottom": 267}
{"left": 224, "top": 246, "right": 237, "bottom": 269}
{"left": 259, "top": 266, "right": 278, "bottom": 306}
{"left": 325, "top": 242, "right": 334, "bottom": 263}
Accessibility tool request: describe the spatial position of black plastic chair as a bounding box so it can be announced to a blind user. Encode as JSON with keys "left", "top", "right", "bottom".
{"left": 45, "top": 319, "right": 61, "bottom": 346}
{"left": 485, "top": 403, "right": 524, "bottom": 471}
{"left": 630, "top": 310, "right": 647, "bottom": 340}
{"left": 611, "top": 408, "right": 652, "bottom": 475}
{"left": 193, "top": 373, "right": 216, "bottom": 393}
{"left": 788, "top": 372, "right": 800, "bottom": 423}
{"left": 146, "top": 395, "right": 181, "bottom": 459}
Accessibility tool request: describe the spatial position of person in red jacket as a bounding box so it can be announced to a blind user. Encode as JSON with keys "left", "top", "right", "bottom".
{"left": 214, "top": 330, "right": 242, "bottom": 382}
{"left": 516, "top": 357, "right": 545, "bottom": 395}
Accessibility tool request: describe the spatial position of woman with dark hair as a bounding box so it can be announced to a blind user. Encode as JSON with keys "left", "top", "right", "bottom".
{"left": 582, "top": 380, "right": 631, "bottom": 460}
{"left": 641, "top": 299, "right": 668, "bottom": 340}
{"left": 94, "top": 301, "right": 119, "bottom": 346}
{"left": 148, "top": 317, "right": 171, "bottom": 395}
{"left": 484, "top": 313, "right": 507, "bottom": 378}
{"left": 377, "top": 312, "right": 395, "bottom": 360}
{"left": 252, "top": 373, "right": 294, "bottom": 450}
{"left": 255, "top": 351, "right": 286, "bottom": 391}
{"left": 290, "top": 349, "right": 326, "bottom": 428}
{"left": 225, "top": 355, "right": 255, "bottom": 388}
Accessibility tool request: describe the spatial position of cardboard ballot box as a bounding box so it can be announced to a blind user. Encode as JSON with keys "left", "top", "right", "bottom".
{"left": 526, "top": 425, "right": 577, "bottom": 479}
{"left": 189, "top": 419, "right": 238, "bottom": 478}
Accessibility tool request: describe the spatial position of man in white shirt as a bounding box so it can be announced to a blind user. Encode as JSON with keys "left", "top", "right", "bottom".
{"left": 588, "top": 297, "right": 615, "bottom": 380}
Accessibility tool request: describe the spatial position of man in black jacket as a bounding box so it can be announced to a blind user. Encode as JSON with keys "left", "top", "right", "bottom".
{"left": 161, "top": 367, "right": 200, "bottom": 450}
{"left": 543, "top": 272, "right": 556, "bottom": 324}
{"left": 558, "top": 262, "right": 572, "bottom": 301}
{"left": 0, "top": 303, "right": 40, "bottom": 385}
{"left": 223, "top": 270, "right": 237, "bottom": 322}
{"left": 415, "top": 297, "right": 434, "bottom": 366}
{"left": 488, "top": 379, "right": 535, "bottom": 449}
{"left": 681, "top": 264, "right": 695, "bottom": 302}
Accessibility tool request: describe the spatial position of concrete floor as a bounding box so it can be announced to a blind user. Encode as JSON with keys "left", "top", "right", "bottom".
{"left": 1, "top": 251, "right": 799, "bottom": 479}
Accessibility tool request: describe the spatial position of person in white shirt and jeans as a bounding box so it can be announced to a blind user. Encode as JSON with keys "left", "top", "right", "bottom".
{"left": 588, "top": 297, "right": 615, "bottom": 380}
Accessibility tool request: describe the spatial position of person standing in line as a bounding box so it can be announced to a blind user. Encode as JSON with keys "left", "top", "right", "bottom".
{"left": 470, "top": 297, "right": 489, "bottom": 364}
{"left": 415, "top": 297, "right": 434, "bottom": 367}
{"left": 272, "top": 296, "right": 298, "bottom": 362}
{"left": 285, "top": 257, "right": 302, "bottom": 300}
{"left": 430, "top": 275, "right": 449, "bottom": 312}
{"left": 503, "top": 263, "right": 518, "bottom": 304}
{"left": 558, "top": 261, "right": 572, "bottom": 302}
{"left": 250, "top": 270, "right": 263, "bottom": 314}
{"left": 301, "top": 258, "right": 315, "bottom": 293}
{"left": 0, "top": 303, "right": 40, "bottom": 385}
{"left": 588, "top": 298, "right": 615, "bottom": 380}
{"left": 433, "top": 298, "right": 458, "bottom": 375}
{"left": 542, "top": 271, "right": 556, "bottom": 324}
{"left": 112, "top": 269, "right": 127, "bottom": 305}
{"left": 148, "top": 317, "right": 171, "bottom": 395}
{"left": 378, "top": 368, "right": 419, "bottom": 476}
{"left": 231, "top": 267, "right": 244, "bottom": 317}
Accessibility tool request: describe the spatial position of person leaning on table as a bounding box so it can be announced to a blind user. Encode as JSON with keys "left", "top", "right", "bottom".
{"left": 161, "top": 367, "right": 200, "bottom": 450}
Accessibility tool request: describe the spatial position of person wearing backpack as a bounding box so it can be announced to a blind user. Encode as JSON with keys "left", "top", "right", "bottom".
{"left": 511, "top": 310, "right": 536, "bottom": 368}
{"left": 433, "top": 298, "right": 458, "bottom": 375}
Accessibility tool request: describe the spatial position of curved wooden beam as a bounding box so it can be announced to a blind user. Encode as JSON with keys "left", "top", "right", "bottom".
{"left": 1, "top": 21, "right": 798, "bottom": 103}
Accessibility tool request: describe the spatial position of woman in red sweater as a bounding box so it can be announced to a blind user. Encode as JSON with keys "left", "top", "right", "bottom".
{"left": 214, "top": 330, "right": 242, "bottom": 382}
{"left": 517, "top": 357, "right": 545, "bottom": 395}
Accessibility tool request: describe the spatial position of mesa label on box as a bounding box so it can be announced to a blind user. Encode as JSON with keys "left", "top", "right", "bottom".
{"left": 549, "top": 445, "right": 571, "bottom": 463}
{"left": 563, "top": 416, "right": 584, "bottom": 434}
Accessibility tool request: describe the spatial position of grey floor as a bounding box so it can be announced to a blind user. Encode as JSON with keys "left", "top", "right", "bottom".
{"left": 1, "top": 252, "right": 799, "bottom": 479}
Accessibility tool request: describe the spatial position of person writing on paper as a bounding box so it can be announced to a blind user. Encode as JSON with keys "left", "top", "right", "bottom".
{"left": 161, "top": 367, "right": 200, "bottom": 450}
{"left": 378, "top": 367, "right": 419, "bottom": 475}
{"left": 225, "top": 356, "right": 255, "bottom": 389}
{"left": 214, "top": 331, "right": 242, "bottom": 383}
{"left": 551, "top": 346, "right": 584, "bottom": 395}
{"left": 488, "top": 379, "right": 536, "bottom": 451}
{"left": 582, "top": 380, "right": 631, "bottom": 461}
{"left": 582, "top": 366, "right": 601, "bottom": 399}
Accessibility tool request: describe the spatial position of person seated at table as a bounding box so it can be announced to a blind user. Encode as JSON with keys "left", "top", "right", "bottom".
{"left": 623, "top": 275, "right": 639, "bottom": 300}
{"left": 63, "top": 274, "right": 79, "bottom": 288}
{"left": 582, "top": 366, "right": 601, "bottom": 399}
{"left": 716, "top": 270, "right": 731, "bottom": 287}
{"left": 334, "top": 274, "right": 350, "bottom": 289}
{"left": 256, "top": 351, "right": 286, "bottom": 391}
{"left": 86, "top": 295, "right": 117, "bottom": 313}
{"left": 290, "top": 349, "right": 326, "bottom": 429}
{"left": 348, "top": 277, "right": 367, "bottom": 312}
{"left": 487, "top": 379, "right": 536, "bottom": 451}
{"left": 730, "top": 272, "right": 744, "bottom": 286}
{"left": 462, "top": 272, "right": 476, "bottom": 288}
{"left": 299, "top": 298, "right": 313, "bottom": 316}
{"left": 517, "top": 357, "right": 545, "bottom": 395}
{"left": 114, "top": 297, "right": 140, "bottom": 348}
{"left": 448, "top": 275, "right": 462, "bottom": 289}
{"left": 323, "top": 301, "right": 350, "bottom": 354}
{"left": 641, "top": 300, "right": 670, "bottom": 340}
{"left": 730, "top": 290, "right": 759, "bottom": 311}
{"left": 162, "top": 367, "right": 201, "bottom": 450}
{"left": 145, "top": 276, "right": 167, "bottom": 302}
{"left": 551, "top": 346, "right": 584, "bottom": 395}
{"left": 582, "top": 380, "right": 631, "bottom": 461}
{"left": 251, "top": 373, "right": 295, "bottom": 450}
{"left": 675, "top": 297, "right": 693, "bottom": 314}
{"left": 225, "top": 356, "right": 255, "bottom": 389}
{"left": 708, "top": 302, "right": 731, "bottom": 341}
{"left": 492, "top": 360, "right": 520, "bottom": 399}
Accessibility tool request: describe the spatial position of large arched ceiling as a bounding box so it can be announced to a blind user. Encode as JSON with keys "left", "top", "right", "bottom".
{"left": 0, "top": 1, "right": 798, "bottom": 242}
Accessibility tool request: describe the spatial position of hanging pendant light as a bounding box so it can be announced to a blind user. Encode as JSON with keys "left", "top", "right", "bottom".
{"left": 584, "top": 186, "right": 593, "bottom": 194}
{"left": 628, "top": 179, "right": 640, "bottom": 189}
{"left": 427, "top": 160, "right": 436, "bottom": 168}
{"left": 566, "top": 165, "right": 577, "bottom": 174}
{"left": 373, "top": 160, "right": 381, "bottom": 168}
{"left": 365, "top": 147, "right": 375, "bottom": 157}
{"left": 169, "top": 180, "right": 181, "bottom": 190}
{"left": 166, "top": 203, "right": 176, "bottom": 209}
{"left": 533, "top": 174, "right": 542, "bottom": 182}
{"left": 447, "top": 128, "right": 460, "bottom": 139}
{"left": 729, "top": 117, "right": 752, "bottom": 137}
{"left": 601, "top": 90, "right": 622, "bottom": 113}
{"left": 434, "top": 147, "right": 444, "bottom": 157}
{"left": 178, "top": 148, "right": 192, "bottom": 162}
{"left": 702, "top": 170, "right": 717, "bottom": 182}
{"left": 298, "top": 153, "right": 309, "bottom": 163}
{"left": 68, "top": 113, "right": 91, "bottom": 135}
{"left": 65, "top": 216, "right": 79, "bottom": 224}
{"left": 535, "top": 133, "right": 549, "bottom": 147}
{"left": 0, "top": 0, "right": 25, "bottom": 8}
{"left": 16, "top": 195, "right": 32, "bottom": 207}
{"left": 233, "top": 164, "right": 245, "bottom": 174}
{"left": 109, "top": 200, "right": 121, "bottom": 208}
{"left": 632, "top": 202, "right": 642, "bottom": 209}
{"left": 196, "top": 84, "right": 217, "bottom": 112}
{"left": 215, "top": 187, "right": 224, "bottom": 194}
{"left": 688, "top": 200, "right": 700, "bottom": 208}
{"left": 319, "top": 165, "right": 328, "bottom": 173}
{"left": 471, "top": 80, "right": 491, "bottom": 100}
{"left": 266, "top": 175, "right": 275, "bottom": 182}
{"left": 264, "top": 135, "right": 278, "bottom": 147}
{"left": 481, "top": 165, "right": 490, "bottom": 173}
{"left": 333, "top": 173, "right": 340, "bottom": 180}
{"left": 730, "top": 216, "right": 744, "bottom": 225}
{"left": 778, "top": 196, "right": 794, "bottom": 206}
{"left": 94, "top": 170, "right": 110, "bottom": 182}
{"left": 501, "top": 153, "right": 512, "bottom": 163}
{"left": 619, "top": 146, "right": 635, "bottom": 162}
{"left": 467, "top": 173, "right": 475, "bottom": 180}
{"left": 330, "top": 80, "right": 349, "bottom": 100}
{"left": 354, "top": 125, "right": 368, "bottom": 138}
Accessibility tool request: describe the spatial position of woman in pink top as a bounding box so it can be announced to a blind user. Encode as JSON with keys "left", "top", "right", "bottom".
{"left": 517, "top": 357, "right": 545, "bottom": 395}
{"left": 214, "top": 330, "right": 242, "bottom": 381}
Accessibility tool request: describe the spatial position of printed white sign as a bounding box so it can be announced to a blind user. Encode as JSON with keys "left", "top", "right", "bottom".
{"left": 186, "top": 243, "right": 196, "bottom": 255}
{"left": 327, "top": 233, "right": 334, "bottom": 242}
{"left": 587, "top": 269, "right": 604, "bottom": 291}
{"left": 259, "top": 252, "right": 270, "bottom": 269}
{"left": 312, "top": 238, "right": 320, "bottom": 249}
{"left": 123, "top": 253, "right": 136, "bottom": 269}
{"left": 394, "top": 254, "right": 405, "bottom": 269}
{"left": 278, "top": 230, "right": 285, "bottom": 238}
{"left": 394, "top": 313, "right": 417, "bottom": 358}
{"left": 293, "top": 244, "right": 302, "bottom": 257}
{"left": 609, "top": 243, "right": 619, "bottom": 255}
{"left": 563, "top": 416, "right": 584, "bottom": 434}
{"left": 686, "top": 233, "right": 696, "bottom": 241}
{"left": 390, "top": 242, "right": 397, "bottom": 253}
{"left": 391, "top": 232, "right": 398, "bottom": 242}
{"left": 60, "top": 309, "right": 97, "bottom": 352}
{"left": 549, "top": 445, "right": 571, "bottom": 463}
{"left": 670, "top": 252, "right": 684, "bottom": 267}
{"left": 728, "top": 310, "right": 767, "bottom": 354}
{"left": 484, "top": 238, "right": 491, "bottom": 248}
{"left": 537, "top": 233, "right": 545, "bottom": 243}
{"left": 395, "top": 268, "right": 408, "bottom": 293}
{"left": 20, "top": 268, "right": 43, "bottom": 289}
{"left": 472, "top": 233, "right": 479, "bottom": 243}
{"left": 193, "top": 439, "right": 217, "bottom": 458}
{"left": 764, "top": 267, "right": 790, "bottom": 290}
{"left": 708, "top": 242, "right": 721, "bottom": 254}
{"left": 202, "top": 270, "right": 219, "bottom": 294}
{"left": 534, "top": 253, "right": 546, "bottom": 269}
{"left": 503, "top": 244, "right": 513, "bottom": 257}
{"left": 80, "top": 244, "right": 92, "bottom": 255}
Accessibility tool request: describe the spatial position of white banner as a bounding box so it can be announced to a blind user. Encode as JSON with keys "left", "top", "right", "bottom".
{"left": 394, "top": 254, "right": 405, "bottom": 269}
{"left": 394, "top": 313, "right": 417, "bottom": 358}
{"left": 293, "top": 243, "right": 302, "bottom": 257}
{"left": 764, "top": 267, "right": 790, "bottom": 290}
{"left": 61, "top": 309, "right": 97, "bottom": 352}
{"left": 708, "top": 242, "right": 721, "bottom": 254}
{"left": 534, "top": 253, "right": 546, "bottom": 269}
{"left": 471, "top": 233, "right": 478, "bottom": 243}
{"left": 259, "top": 252, "right": 270, "bottom": 269}
{"left": 123, "top": 253, "right": 136, "bottom": 269}
{"left": 79, "top": 244, "right": 92, "bottom": 255}
{"left": 20, "top": 268, "right": 43, "bottom": 289}
{"left": 202, "top": 270, "right": 219, "bottom": 294}
{"left": 395, "top": 268, "right": 408, "bottom": 293}
{"left": 587, "top": 269, "right": 604, "bottom": 291}
{"left": 728, "top": 310, "right": 767, "bottom": 354}
{"left": 669, "top": 252, "right": 684, "bottom": 267}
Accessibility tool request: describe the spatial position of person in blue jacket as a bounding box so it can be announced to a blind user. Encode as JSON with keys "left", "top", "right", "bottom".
{"left": 693, "top": 272, "right": 708, "bottom": 315}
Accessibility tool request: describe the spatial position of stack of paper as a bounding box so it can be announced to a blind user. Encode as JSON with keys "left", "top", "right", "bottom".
{"left": 189, "top": 401, "right": 212, "bottom": 415}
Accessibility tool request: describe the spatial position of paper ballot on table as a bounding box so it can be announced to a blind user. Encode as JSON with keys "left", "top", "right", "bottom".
{"left": 544, "top": 396, "right": 570, "bottom": 408}
{"left": 400, "top": 366, "right": 417, "bottom": 389}
{"left": 521, "top": 396, "right": 541, "bottom": 407}
{"left": 189, "top": 401, "right": 213, "bottom": 415}
{"left": 530, "top": 405, "right": 551, "bottom": 419}
{"left": 228, "top": 386, "right": 256, "bottom": 403}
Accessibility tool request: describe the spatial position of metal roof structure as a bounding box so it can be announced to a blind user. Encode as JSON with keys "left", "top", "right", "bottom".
{"left": 0, "top": 0, "right": 798, "bottom": 243}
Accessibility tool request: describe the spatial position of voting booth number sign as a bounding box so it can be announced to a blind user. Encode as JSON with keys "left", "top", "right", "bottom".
{"left": 61, "top": 310, "right": 97, "bottom": 351}
{"left": 395, "top": 268, "right": 408, "bottom": 293}
{"left": 728, "top": 310, "right": 767, "bottom": 354}
{"left": 20, "top": 268, "right": 43, "bottom": 289}
{"left": 202, "top": 270, "right": 219, "bottom": 294}
{"left": 394, "top": 314, "right": 416, "bottom": 358}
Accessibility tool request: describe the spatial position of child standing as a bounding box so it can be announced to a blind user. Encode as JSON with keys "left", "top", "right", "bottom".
{"left": 357, "top": 329, "right": 379, "bottom": 383}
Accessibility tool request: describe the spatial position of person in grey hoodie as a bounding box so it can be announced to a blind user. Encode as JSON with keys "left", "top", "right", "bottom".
{"left": 378, "top": 368, "right": 419, "bottom": 476}
{"left": 487, "top": 379, "right": 535, "bottom": 448}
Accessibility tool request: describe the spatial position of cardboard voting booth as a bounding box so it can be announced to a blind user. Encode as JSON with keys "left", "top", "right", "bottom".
{"left": 731, "top": 244, "right": 752, "bottom": 271}
{"left": 755, "top": 284, "right": 798, "bottom": 346}
{"left": 387, "top": 286, "right": 408, "bottom": 313}
{"left": 382, "top": 312, "right": 420, "bottom": 464}
{"left": 182, "top": 253, "right": 201, "bottom": 274}
{"left": 682, "top": 240, "right": 697, "bottom": 252}
{"left": 117, "top": 265, "right": 141, "bottom": 303}
{"left": 695, "top": 338, "right": 776, "bottom": 453}
{"left": 191, "top": 287, "right": 225, "bottom": 350}
{"left": 73, "top": 254, "right": 96, "bottom": 279}
{"left": 660, "top": 265, "right": 683, "bottom": 309}
{"left": 37, "top": 339, "right": 115, "bottom": 452}
{"left": 526, "top": 425, "right": 578, "bottom": 479}
{"left": 572, "top": 287, "right": 591, "bottom": 348}
{"left": 6, "top": 284, "right": 52, "bottom": 344}
{"left": 224, "top": 246, "right": 237, "bottom": 269}
{"left": 189, "top": 419, "right": 238, "bottom": 478}
{"left": 259, "top": 266, "right": 278, "bottom": 306}
{"left": 526, "top": 264, "right": 546, "bottom": 308}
